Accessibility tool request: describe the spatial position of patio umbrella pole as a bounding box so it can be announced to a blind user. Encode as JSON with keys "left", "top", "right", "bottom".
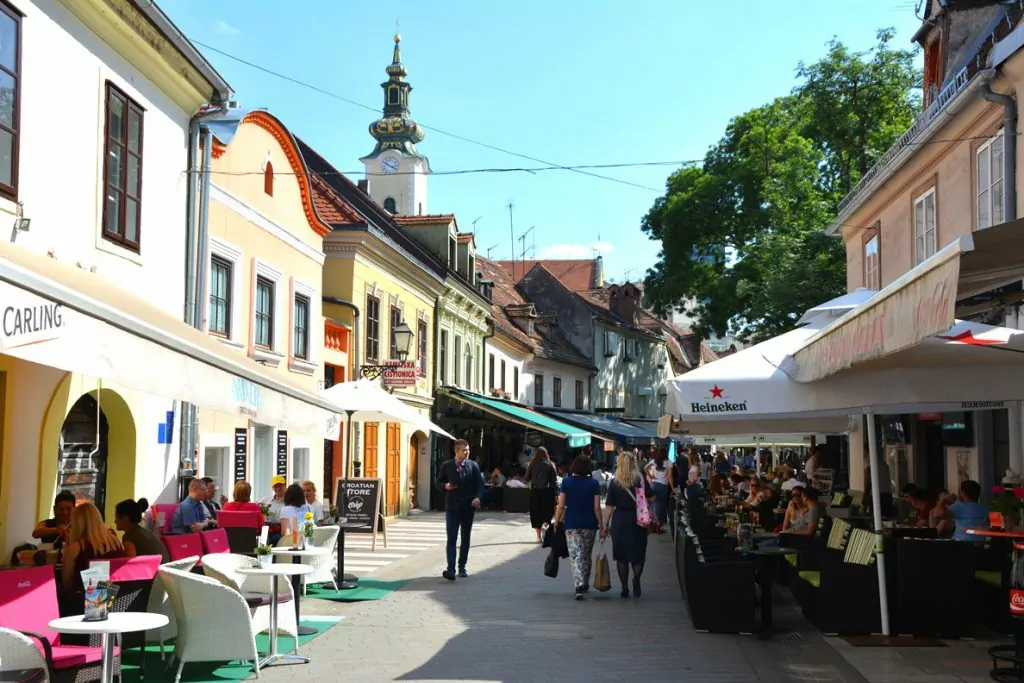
{"left": 865, "top": 411, "right": 891, "bottom": 636}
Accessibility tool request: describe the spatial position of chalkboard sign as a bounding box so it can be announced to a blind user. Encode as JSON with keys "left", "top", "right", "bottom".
{"left": 276, "top": 431, "right": 288, "bottom": 477}
{"left": 233, "top": 428, "right": 248, "bottom": 482}
{"left": 334, "top": 477, "right": 387, "bottom": 550}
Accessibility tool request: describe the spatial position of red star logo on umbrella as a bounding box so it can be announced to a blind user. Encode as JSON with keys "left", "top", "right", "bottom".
{"left": 709, "top": 385, "right": 724, "bottom": 399}
{"left": 937, "top": 330, "right": 1005, "bottom": 346}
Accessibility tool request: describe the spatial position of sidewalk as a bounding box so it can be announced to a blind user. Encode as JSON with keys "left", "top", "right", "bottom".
{"left": 266, "top": 513, "right": 886, "bottom": 683}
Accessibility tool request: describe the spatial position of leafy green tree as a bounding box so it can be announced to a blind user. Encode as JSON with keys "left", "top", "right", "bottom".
{"left": 642, "top": 30, "right": 920, "bottom": 343}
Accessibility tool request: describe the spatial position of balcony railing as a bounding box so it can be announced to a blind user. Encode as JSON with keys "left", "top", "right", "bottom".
{"left": 836, "top": 67, "right": 970, "bottom": 216}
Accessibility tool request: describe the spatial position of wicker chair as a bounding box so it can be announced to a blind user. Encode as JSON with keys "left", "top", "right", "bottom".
{"left": 144, "top": 557, "right": 200, "bottom": 660}
{"left": 0, "top": 626, "right": 50, "bottom": 683}
{"left": 199, "top": 553, "right": 298, "bottom": 649}
{"left": 157, "top": 567, "right": 261, "bottom": 683}
{"left": 274, "top": 526, "right": 339, "bottom": 594}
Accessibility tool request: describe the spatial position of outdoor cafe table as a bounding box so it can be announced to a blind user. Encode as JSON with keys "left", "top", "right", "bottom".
{"left": 238, "top": 563, "right": 312, "bottom": 667}
{"left": 734, "top": 546, "right": 798, "bottom": 640}
{"left": 271, "top": 547, "right": 329, "bottom": 636}
{"left": 49, "top": 612, "right": 168, "bottom": 683}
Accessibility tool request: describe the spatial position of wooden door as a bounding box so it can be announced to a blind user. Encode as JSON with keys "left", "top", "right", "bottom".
{"left": 385, "top": 423, "right": 401, "bottom": 516}
{"left": 363, "top": 423, "right": 379, "bottom": 479}
{"left": 408, "top": 435, "right": 419, "bottom": 510}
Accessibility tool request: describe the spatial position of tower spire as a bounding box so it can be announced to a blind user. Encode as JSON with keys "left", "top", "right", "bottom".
{"left": 366, "top": 33, "right": 424, "bottom": 158}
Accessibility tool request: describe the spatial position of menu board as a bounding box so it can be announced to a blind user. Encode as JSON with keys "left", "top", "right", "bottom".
{"left": 233, "top": 428, "right": 248, "bottom": 482}
{"left": 276, "top": 430, "right": 288, "bottom": 477}
{"left": 334, "top": 477, "right": 387, "bottom": 550}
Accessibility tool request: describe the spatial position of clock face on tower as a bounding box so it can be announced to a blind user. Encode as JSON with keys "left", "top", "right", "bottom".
{"left": 380, "top": 156, "right": 399, "bottom": 175}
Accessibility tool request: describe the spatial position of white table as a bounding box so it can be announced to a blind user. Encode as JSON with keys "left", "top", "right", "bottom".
{"left": 237, "top": 564, "right": 312, "bottom": 667}
{"left": 49, "top": 612, "right": 168, "bottom": 683}
{"left": 272, "top": 548, "right": 330, "bottom": 636}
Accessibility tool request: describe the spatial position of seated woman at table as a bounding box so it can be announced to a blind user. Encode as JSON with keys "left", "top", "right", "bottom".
{"left": 61, "top": 502, "right": 125, "bottom": 591}
{"left": 222, "top": 480, "right": 266, "bottom": 527}
{"left": 708, "top": 474, "right": 728, "bottom": 498}
{"left": 278, "top": 484, "right": 313, "bottom": 541}
{"left": 781, "top": 486, "right": 815, "bottom": 535}
{"left": 908, "top": 488, "right": 937, "bottom": 527}
{"left": 33, "top": 490, "right": 76, "bottom": 549}
{"left": 115, "top": 498, "right": 170, "bottom": 562}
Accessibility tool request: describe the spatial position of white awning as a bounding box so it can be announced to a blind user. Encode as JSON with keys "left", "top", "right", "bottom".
{"left": 791, "top": 219, "right": 1024, "bottom": 382}
{"left": 0, "top": 241, "right": 340, "bottom": 438}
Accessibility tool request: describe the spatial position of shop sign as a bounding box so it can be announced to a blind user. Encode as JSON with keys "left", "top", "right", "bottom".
{"left": 232, "top": 377, "right": 262, "bottom": 418}
{"left": 793, "top": 256, "right": 960, "bottom": 382}
{"left": 381, "top": 360, "right": 417, "bottom": 387}
{"left": 688, "top": 384, "right": 748, "bottom": 414}
{"left": 0, "top": 289, "right": 66, "bottom": 352}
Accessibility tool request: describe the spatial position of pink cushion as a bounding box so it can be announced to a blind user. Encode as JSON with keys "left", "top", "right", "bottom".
{"left": 200, "top": 529, "right": 229, "bottom": 554}
{"left": 0, "top": 566, "right": 59, "bottom": 646}
{"left": 164, "top": 533, "right": 203, "bottom": 565}
{"left": 218, "top": 509, "right": 261, "bottom": 528}
{"left": 48, "top": 644, "right": 116, "bottom": 669}
{"left": 99, "top": 555, "right": 162, "bottom": 582}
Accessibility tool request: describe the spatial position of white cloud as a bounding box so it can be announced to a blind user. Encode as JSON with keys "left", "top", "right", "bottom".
{"left": 215, "top": 20, "right": 240, "bottom": 37}
{"left": 538, "top": 241, "right": 614, "bottom": 259}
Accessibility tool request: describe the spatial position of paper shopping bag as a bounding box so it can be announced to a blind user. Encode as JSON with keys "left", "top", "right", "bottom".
{"left": 593, "top": 542, "right": 611, "bottom": 592}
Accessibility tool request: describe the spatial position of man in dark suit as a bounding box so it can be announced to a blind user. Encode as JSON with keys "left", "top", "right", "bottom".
{"left": 436, "top": 439, "right": 485, "bottom": 581}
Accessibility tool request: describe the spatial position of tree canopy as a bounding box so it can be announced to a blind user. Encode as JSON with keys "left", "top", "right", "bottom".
{"left": 642, "top": 29, "right": 921, "bottom": 343}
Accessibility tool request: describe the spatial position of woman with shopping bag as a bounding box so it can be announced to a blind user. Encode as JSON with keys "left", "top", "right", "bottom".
{"left": 603, "top": 452, "right": 654, "bottom": 598}
{"left": 554, "top": 454, "right": 606, "bottom": 600}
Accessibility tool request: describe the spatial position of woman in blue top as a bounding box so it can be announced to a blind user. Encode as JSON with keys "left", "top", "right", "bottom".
{"left": 555, "top": 454, "right": 606, "bottom": 600}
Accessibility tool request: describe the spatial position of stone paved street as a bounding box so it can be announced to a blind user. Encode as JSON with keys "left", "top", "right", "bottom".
{"left": 256, "top": 513, "right": 926, "bottom": 683}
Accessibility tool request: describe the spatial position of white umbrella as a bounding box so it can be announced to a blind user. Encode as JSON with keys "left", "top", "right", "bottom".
{"left": 322, "top": 379, "right": 454, "bottom": 440}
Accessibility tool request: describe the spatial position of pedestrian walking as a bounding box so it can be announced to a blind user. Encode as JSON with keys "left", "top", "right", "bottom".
{"left": 604, "top": 452, "right": 653, "bottom": 598}
{"left": 525, "top": 446, "right": 558, "bottom": 542}
{"left": 644, "top": 446, "right": 672, "bottom": 531}
{"left": 554, "top": 454, "right": 606, "bottom": 600}
{"left": 436, "top": 439, "right": 485, "bottom": 581}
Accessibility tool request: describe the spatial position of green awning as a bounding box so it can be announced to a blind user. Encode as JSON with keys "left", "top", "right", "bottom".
{"left": 447, "top": 389, "right": 593, "bottom": 448}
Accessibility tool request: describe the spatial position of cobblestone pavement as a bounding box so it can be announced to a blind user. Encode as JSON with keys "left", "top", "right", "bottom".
{"left": 255, "top": 512, "right": 913, "bottom": 683}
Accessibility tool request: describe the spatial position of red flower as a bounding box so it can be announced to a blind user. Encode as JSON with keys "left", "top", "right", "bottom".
{"left": 994, "top": 485, "right": 1007, "bottom": 494}
{"left": 1014, "top": 487, "right": 1024, "bottom": 500}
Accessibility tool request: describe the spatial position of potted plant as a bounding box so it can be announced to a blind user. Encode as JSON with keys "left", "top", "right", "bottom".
{"left": 329, "top": 504, "right": 340, "bottom": 522}
{"left": 990, "top": 485, "right": 1024, "bottom": 528}
{"left": 255, "top": 543, "right": 273, "bottom": 568}
{"left": 303, "top": 511, "right": 316, "bottom": 546}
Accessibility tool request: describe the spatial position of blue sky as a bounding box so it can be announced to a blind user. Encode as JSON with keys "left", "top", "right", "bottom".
{"left": 163, "top": 0, "right": 922, "bottom": 283}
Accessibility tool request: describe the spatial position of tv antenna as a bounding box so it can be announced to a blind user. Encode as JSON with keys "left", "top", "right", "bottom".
{"left": 507, "top": 200, "right": 515, "bottom": 280}
{"left": 486, "top": 243, "right": 499, "bottom": 259}
{"left": 623, "top": 268, "right": 637, "bottom": 282}
{"left": 518, "top": 226, "right": 535, "bottom": 263}
{"left": 471, "top": 216, "right": 482, "bottom": 234}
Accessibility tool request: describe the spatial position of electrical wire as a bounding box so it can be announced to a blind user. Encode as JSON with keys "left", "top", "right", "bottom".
{"left": 191, "top": 40, "right": 664, "bottom": 192}
{"left": 200, "top": 159, "right": 698, "bottom": 178}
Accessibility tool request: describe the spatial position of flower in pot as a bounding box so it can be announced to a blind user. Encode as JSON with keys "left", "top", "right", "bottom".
{"left": 256, "top": 543, "right": 273, "bottom": 568}
{"left": 302, "top": 511, "right": 316, "bottom": 544}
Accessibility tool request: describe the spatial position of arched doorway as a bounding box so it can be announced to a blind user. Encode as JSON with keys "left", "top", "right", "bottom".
{"left": 58, "top": 395, "right": 109, "bottom": 516}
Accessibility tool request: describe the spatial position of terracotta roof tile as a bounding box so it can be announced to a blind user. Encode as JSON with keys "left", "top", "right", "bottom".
{"left": 495, "top": 258, "right": 598, "bottom": 291}
{"left": 394, "top": 214, "right": 457, "bottom": 227}
{"left": 310, "top": 176, "right": 363, "bottom": 225}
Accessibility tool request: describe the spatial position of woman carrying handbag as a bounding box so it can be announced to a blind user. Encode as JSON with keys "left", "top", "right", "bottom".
{"left": 554, "top": 454, "right": 606, "bottom": 600}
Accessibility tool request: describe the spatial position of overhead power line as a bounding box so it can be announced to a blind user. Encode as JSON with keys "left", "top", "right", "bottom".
{"left": 191, "top": 40, "right": 663, "bottom": 192}
{"left": 199, "top": 159, "right": 695, "bottom": 178}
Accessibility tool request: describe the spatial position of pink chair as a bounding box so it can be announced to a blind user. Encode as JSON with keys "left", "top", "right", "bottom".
{"left": 217, "top": 510, "right": 261, "bottom": 554}
{"left": 149, "top": 503, "right": 179, "bottom": 535}
{"left": 164, "top": 533, "right": 204, "bottom": 565}
{"left": 200, "top": 529, "right": 229, "bottom": 555}
{"left": 0, "top": 565, "right": 114, "bottom": 683}
{"left": 92, "top": 555, "right": 163, "bottom": 663}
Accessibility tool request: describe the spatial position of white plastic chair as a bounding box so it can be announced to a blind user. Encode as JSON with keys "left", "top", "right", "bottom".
{"left": 158, "top": 566, "right": 260, "bottom": 683}
{"left": 0, "top": 626, "right": 50, "bottom": 683}
{"left": 274, "top": 526, "right": 339, "bottom": 594}
{"left": 200, "top": 553, "right": 299, "bottom": 649}
{"left": 145, "top": 556, "right": 200, "bottom": 660}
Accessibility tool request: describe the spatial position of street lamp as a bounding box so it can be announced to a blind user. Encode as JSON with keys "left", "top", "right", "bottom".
{"left": 361, "top": 320, "right": 416, "bottom": 380}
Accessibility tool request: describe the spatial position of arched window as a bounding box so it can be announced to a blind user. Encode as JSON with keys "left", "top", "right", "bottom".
{"left": 264, "top": 161, "right": 274, "bottom": 196}
{"left": 383, "top": 197, "right": 397, "bottom": 213}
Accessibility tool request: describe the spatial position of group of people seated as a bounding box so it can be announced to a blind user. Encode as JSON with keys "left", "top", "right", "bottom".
{"left": 902, "top": 479, "right": 988, "bottom": 541}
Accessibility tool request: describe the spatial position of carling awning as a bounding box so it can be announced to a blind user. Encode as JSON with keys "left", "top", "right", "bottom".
{"left": 544, "top": 410, "right": 658, "bottom": 446}
{"left": 446, "top": 389, "right": 592, "bottom": 448}
{"left": 0, "top": 241, "right": 340, "bottom": 438}
{"left": 791, "top": 219, "right": 1024, "bottom": 382}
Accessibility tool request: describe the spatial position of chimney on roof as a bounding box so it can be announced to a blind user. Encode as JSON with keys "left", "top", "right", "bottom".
{"left": 608, "top": 283, "right": 639, "bottom": 325}
{"left": 357, "top": 179, "right": 368, "bottom": 193}
{"left": 594, "top": 255, "right": 604, "bottom": 288}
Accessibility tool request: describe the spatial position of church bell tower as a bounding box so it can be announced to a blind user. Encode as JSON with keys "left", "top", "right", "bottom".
{"left": 360, "top": 34, "right": 431, "bottom": 216}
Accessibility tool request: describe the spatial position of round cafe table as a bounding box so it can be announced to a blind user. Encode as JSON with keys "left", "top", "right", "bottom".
{"left": 238, "top": 563, "right": 312, "bottom": 668}
{"left": 49, "top": 613, "right": 168, "bottom": 683}
{"left": 272, "top": 548, "right": 330, "bottom": 636}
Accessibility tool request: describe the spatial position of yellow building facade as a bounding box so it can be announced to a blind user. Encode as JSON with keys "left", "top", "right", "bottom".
{"left": 300, "top": 138, "right": 446, "bottom": 515}
{"left": 196, "top": 110, "right": 331, "bottom": 501}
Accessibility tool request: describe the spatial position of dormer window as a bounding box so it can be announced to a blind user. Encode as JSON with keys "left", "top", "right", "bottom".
{"left": 264, "top": 161, "right": 274, "bottom": 197}
{"left": 383, "top": 197, "right": 397, "bottom": 213}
